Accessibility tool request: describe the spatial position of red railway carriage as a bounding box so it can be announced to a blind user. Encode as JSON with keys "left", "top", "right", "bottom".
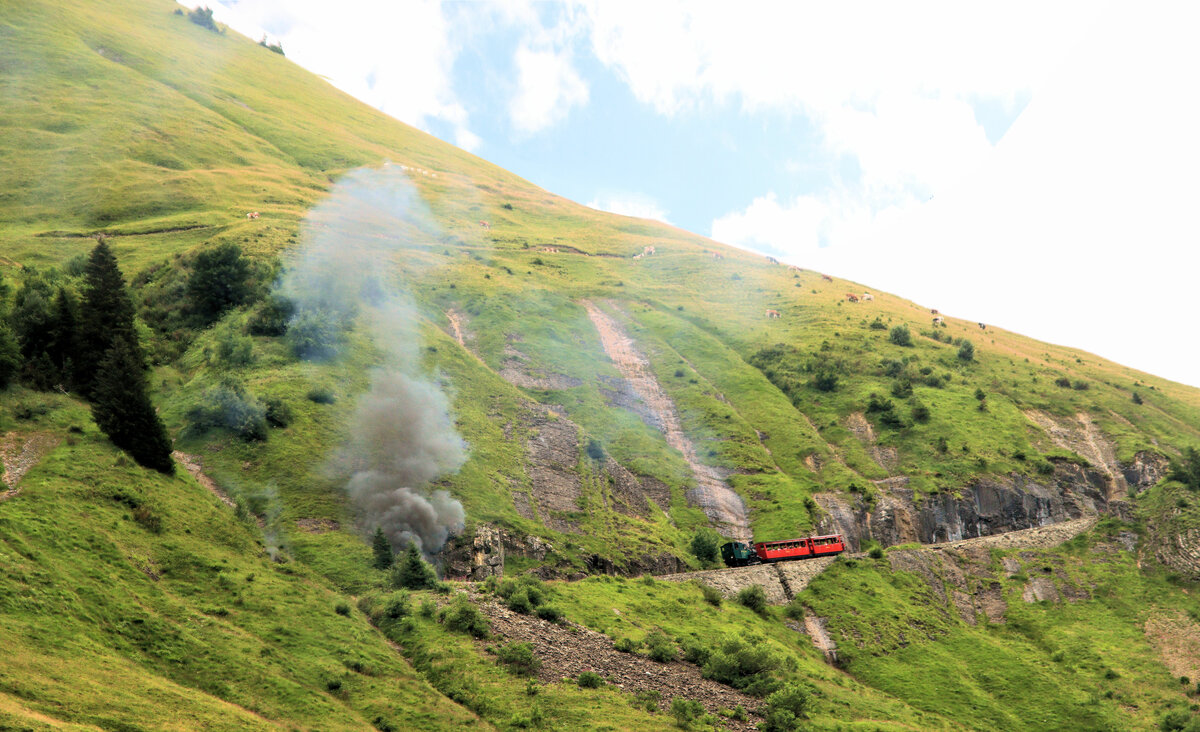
{"left": 753, "top": 534, "right": 845, "bottom": 563}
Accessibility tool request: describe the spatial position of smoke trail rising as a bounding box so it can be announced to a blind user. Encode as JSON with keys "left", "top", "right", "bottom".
{"left": 277, "top": 165, "right": 466, "bottom": 553}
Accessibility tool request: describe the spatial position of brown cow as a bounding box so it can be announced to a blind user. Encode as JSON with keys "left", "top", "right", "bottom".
{"left": 765, "top": 309, "right": 781, "bottom": 319}
{"left": 821, "top": 274, "right": 833, "bottom": 282}
{"left": 245, "top": 211, "right": 260, "bottom": 219}
{"left": 845, "top": 293, "right": 859, "bottom": 303}
{"left": 479, "top": 220, "right": 491, "bottom": 230}
{"left": 931, "top": 309, "right": 939, "bottom": 314}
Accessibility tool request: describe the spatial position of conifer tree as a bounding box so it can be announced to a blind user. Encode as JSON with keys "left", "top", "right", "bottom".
{"left": 0, "top": 321, "right": 19, "bottom": 390}
{"left": 391, "top": 541, "right": 436, "bottom": 590}
{"left": 372, "top": 527, "right": 394, "bottom": 570}
{"left": 46, "top": 287, "right": 81, "bottom": 388}
{"left": 77, "top": 238, "right": 140, "bottom": 396}
{"left": 91, "top": 337, "right": 174, "bottom": 474}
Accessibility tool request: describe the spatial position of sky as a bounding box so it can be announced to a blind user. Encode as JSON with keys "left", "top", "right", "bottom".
{"left": 196, "top": 1, "right": 1200, "bottom": 387}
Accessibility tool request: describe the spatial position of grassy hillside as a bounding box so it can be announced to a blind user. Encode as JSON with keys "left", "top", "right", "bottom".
{"left": 4, "top": 0, "right": 1200, "bottom": 729}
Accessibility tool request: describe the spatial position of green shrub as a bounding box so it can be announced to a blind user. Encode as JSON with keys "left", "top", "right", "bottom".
{"left": 535, "top": 605, "right": 562, "bottom": 623}
{"left": 699, "top": 583, "right": 722, "bottom": 607}
{"left": 306, "top": 386, "right": 336, "bottom": 404}
{"left": 440, "top": 598, "right": 489, "bottom": 639}
{"left": 419, "top": 600, "right": 435, "bottom": 618}
{"left": 577, "top": 671, "right": 603, "bottom": 688}
{"left": 187, "top": 6, "right": 218, "bottom": 31}
{"left": 496, "top": 642, "right": 541, "bottom": 676}
{"left": 670, "top": 697, "right": 705, "bottom": 728}
{"left": 890, "top": 380, "right": 913, "bottom": 399}
{"left": 868, "top": 545, "right": 885, "bottom": 559}
{"left": 506, "top": 588, "right": 534, "bottom": 615}
{"left": 760, "top": 683, "right": 812, "bottom": 732}
{"left": 334, "top": 602, "right": 351, "bottom": 616}
{"left": 957, "top": 340, "right": 975, "bottom": 362}
{"left": 384, "top": 594, "right": 410, "bottom": 619}
{"left": 889, "top": 325, "right": 913, "bottom": 347}
{"left": 681, "top": 638, "right": 711, "bottom": 666}
{"left": 185, "top": 381, "right": 267, "bottom": 441}
{"left": 1054, "top": 376, "right": 1072, "bottom": 388}
{"left": 869, "top": 318, "right": 887, "bottom": 330}
{"left": 613, "top": 637, "right": 640, "bottom": 653}
{"left": 634, "top": 689, "right": 661, "bottom": 713}
{"left": 645, "top": 631, "right": 677, "bottom": 663}
{"left": 287, "top": 308, "right": 343, "bottom": 360}
{"left": 689, "top": 528, "right": 721, "bottom": 564}
{"left": 736, "top": 585, "right": 769, "bottom": 616}
{"left": 911, "top": 402, "right": 931, "bottom": 423}
{"left": 132, "top": 505, "right": 163, "bottom": 534}
{"left": 702, "top": 635, "right": 783, "bottom": 696}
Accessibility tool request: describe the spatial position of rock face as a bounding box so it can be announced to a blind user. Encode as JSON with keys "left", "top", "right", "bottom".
{"left": 813, "top": 455, "right": 1164, "bottom": 552}
{"left": 441, "top": 526, "right": 554, "bottom": 581}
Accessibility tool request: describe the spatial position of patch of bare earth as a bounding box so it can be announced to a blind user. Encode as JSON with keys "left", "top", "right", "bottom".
{"left": 1145, "top": 611, "right": 1200, "bottom": 682}
{"left": 475, "top": 595, "right": 762, "bottom": 729}
{"left": 1023, "top": 410, "right": 1128, "bottom": 501}
{"left": 172, "top": 451, "right": 235, "bottom": 508}
{"left": 296, "top": 518, "right": 340, "bottom": 533}
{"left": 0, "top": 431, "right": 61, "bottom": 501}
{"left": 446, "top": 308, "right": 469, "bottom": 347}
{"left": 523, "top": 405, "right": 584, "bottom": 533}
{"left": 582, "top": 300, "right": 750, "bottom": 539}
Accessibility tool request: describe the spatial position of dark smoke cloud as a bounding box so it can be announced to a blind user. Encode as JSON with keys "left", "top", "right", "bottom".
{"left": 278, "top": 165, "right": 467, "bottom": 554}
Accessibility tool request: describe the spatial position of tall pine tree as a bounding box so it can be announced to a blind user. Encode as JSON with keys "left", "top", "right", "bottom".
{"left": 77, "top": 238, "right": 141, "bottom": 396}
{"left": 91, "top": 337, "right": 174, "bottom": 474}
{"left": 372, "top": 527, "right": 394, "bottom": 570}
{"left": 45, "top": 287, "right": 81, "bottom": 389}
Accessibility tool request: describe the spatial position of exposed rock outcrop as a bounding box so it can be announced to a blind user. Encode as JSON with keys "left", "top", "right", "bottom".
{"left": 441, "top": 525, "right": 555, "bottom": 581}
{"left": 813, "top": 451, "right": 1163, "bottom": 552}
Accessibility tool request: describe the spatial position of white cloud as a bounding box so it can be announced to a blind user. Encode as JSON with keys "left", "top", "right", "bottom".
{"left": 587, "top": 194, "right": 670, "bottom": 224}
{"left": 196, "top": 0, "right": 481, "bottom": 150}
{"left": 509, "top": 46, "right": 589, "bottom": 134}
{"left": 711, "top": 5, "right": 1200, "bottom": 386}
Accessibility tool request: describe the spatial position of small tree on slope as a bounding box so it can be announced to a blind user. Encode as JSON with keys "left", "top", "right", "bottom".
{"left": 77, "top": 239, "right": 141, "bottom": 397}
{"left": 91, "top": 337, "right": 174, "bottom": 474}
{"left": 372, "top": 527, "right": 394, "bottom": 570}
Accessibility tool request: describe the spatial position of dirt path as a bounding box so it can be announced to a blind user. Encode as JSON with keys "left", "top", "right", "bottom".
{"left": 582, "top": 300, "right": 750, "bottom": 539}
{"left": 172, "top": 451, "right": 236, "bottom": 508}
{"left": 476, "top": 594, "right": 761, "bottom": 729}
{"left": 446, "top": 309, "right": 467, "bottom": 347}
{"left": 1024, "top": 410, "right": 1128, "bottom": 502}
{"left": 0, "top": 431, "right": 61, "bottom": 502}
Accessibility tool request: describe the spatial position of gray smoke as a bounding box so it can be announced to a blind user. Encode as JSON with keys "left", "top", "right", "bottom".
{"left": 278, "top": 165, "right": 467, "bottom": 554}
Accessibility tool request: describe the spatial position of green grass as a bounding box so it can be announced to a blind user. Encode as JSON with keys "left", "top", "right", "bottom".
{"left": 0, "top": 394, "right": 475, "bottom": 729}
{"left": 4, "top": 0, "right": 1200, "bottom": 728}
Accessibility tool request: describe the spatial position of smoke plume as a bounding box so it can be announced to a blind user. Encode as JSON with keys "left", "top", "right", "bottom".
{"left": 278, "top": 165, "right": 467, "bottom": 553}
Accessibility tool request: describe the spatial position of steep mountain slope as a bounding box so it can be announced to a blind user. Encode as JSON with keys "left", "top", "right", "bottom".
{"left": 4, "top": 1, "right": 1200, "bottom": 729}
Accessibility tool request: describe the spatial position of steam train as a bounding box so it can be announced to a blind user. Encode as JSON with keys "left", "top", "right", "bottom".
{"left": 720, "top": 534, "right": 846, "bottom": 567}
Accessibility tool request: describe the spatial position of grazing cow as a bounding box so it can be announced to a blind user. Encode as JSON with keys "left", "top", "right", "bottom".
{"left": 933, "top": 316, "right": 945, "bottom": 326}
{"left": 788, "top": 265, "right": 803, "bottom": 272}
{"left": 821, "top": 274, "right": 833, "bottom": 282}
{"left": 978, "top": 322, "right": 987, "bottom": 330}
{"left": 245, "top": 211, "right": 259, "bottom": 219}
{"left": 767, "top": 256, "right": 779, "bottom": 264}
{"left": 845, "top": 293, "right": 859, "bottom": 303}
{"left": 765, "top": 309, "right": 781, "bottom": 319}
{"left": 644, "top": 246, "right": 656, "bottom": 255}
{"left": 479, "top": 220, "right": 491, "bottom": 230}
{"left": 861, "top": 293, "right": 874, "bottom": 302}
{"left": 633, "top": 253, "right": 643, "bottom": 260}
{"left": 542, "top": 247, "right": 558, "bottom": 254}
{"left": 712, "top": 252, "right": 723, "bottom": 260}
{"left": 931, "top": 309, "right": 939, "bottom": 315}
